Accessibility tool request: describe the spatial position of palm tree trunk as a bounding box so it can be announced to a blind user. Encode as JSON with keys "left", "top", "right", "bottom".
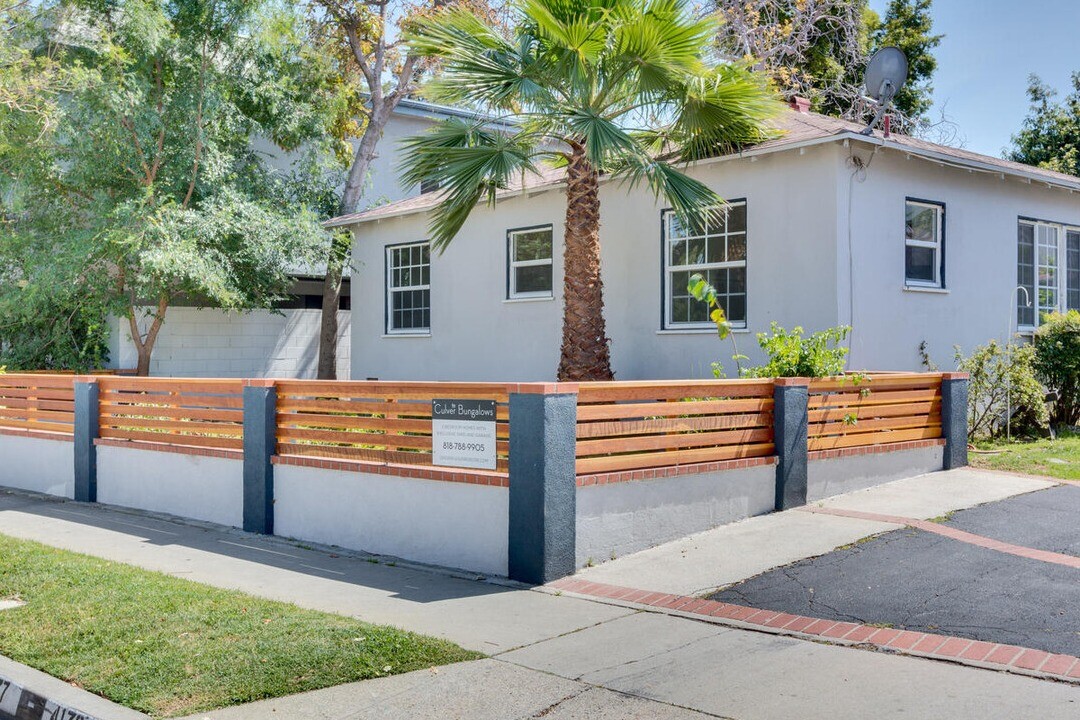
{"left": 557, "top": 147, "right": 614, "bottom": 381}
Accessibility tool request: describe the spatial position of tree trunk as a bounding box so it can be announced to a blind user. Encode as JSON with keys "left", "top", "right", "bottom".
{"left": 316, "top": 117, "right": 386, "bottom": 380}
{"left": 127, "top": 296, "right": 168, "bottom": 377}
{"left": 557, "top": 148, "right": 613, "bottom": 381}
{"left": 316, "top": 230, "right": 351, "bottom": 380}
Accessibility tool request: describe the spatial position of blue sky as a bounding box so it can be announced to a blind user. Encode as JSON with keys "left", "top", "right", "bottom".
{"left": 868, "top": 0, "right": 1079, "bottom": 157}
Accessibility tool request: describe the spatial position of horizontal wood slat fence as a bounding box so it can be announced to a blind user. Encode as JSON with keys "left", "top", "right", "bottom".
{"left": 0, "top": 375, "right": 76, "bottom": 435}
{"left": 97, "top": 377, "right": 246, "bottom": 451}
{"left": 275, "top": 381, "right": 512, "bottom": 472}
{"left": 574, "top": 379, "right": 777, "bottom": 475}
{"left": 0, "top": 372, "right": 950, "bottom": 475}
{"left": 807, "top": 374, "right": 944, "bottom": 452}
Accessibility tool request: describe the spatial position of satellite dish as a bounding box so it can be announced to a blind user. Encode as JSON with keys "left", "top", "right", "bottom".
{"left": 860, "top": 46, "right": 909, "bottom": 136}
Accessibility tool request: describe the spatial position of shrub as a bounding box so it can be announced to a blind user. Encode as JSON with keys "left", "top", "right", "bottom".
{"left": 955, "top": 340, "right": 1048, "bottom": 440}
{"left": 742, "top": 323, "right": 851, "bottom": 378}
{"left": 1033, "top": 310, "right": 1080, "bottom": 426}
{"left": 688, "top": 274, "right": 851, "bottom": 379}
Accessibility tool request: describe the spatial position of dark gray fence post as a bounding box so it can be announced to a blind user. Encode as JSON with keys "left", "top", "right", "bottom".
{"left": 774, "top": 378, "right": 810, "bottom": 511}
{"left": 940, "top": 372, "right": 969, "bottom": 470}
{"left": 73, "top": 378, "right": 99, "bottom": 502}
{"left": 243, "top": 380, "right": 277, "bottom": 534}
{"left": 507, "top": 384, "right": 578, "bottom": 585}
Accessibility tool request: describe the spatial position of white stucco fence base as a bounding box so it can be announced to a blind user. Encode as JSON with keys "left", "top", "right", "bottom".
{"left": 0, "top": 434, "right": 74, "bottom": 499}
{"left": 575, "top": 462, "right": 778, "bottom": 568}
{"left": 806, "top": 444, "right": 946, "bottom": 503}
{"left": 272, "top": 464, "right": 509, "bottom": 577}
{"left": 95, "top": 445, "right": 244, "bottom": 528}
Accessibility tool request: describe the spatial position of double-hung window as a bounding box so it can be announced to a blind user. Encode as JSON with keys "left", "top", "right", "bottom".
{"left": 1017, "top": 220, "right": 1080, "bottom": 328}
{"left": 663, "top": 202, "right": 747, "bottom": 328}
{"left": 507, "top": 225, "right": 553, "bottom": 299}
{"left": 386, "top": 242, "right": 430, "bottom": 334}
{"left": 905, "top": 200, "right": 945, "bottom": 288}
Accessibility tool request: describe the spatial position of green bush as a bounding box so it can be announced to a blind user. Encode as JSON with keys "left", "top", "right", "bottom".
{"left": 742, "top": 323, "right": 851, "bottom": 378}
{"left": 1033, "top": 310, "right": 1080, "bottom": 427}
{"left": 955, "top": 340, "right": 1048, "bottom": 440}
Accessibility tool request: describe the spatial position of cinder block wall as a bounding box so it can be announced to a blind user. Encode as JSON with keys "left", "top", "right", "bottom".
{"left": 108, "top": 308, "right": 351, "bottom": 378}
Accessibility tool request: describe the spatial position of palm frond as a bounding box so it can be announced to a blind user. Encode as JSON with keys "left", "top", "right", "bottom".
{"left": 398, "top": 119, "right": 540, "bottom": 252}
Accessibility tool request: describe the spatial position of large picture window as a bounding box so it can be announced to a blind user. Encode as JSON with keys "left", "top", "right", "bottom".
{"left": 663, "top": 202, "right": 747, "bottom": 328}
{"left": 386, "top": 242, "right": 430, "bottom": 333}
{"left": 1017, "top": 220, "right": 1080, "bottom": 328}
{"left": 507, "top": 225, "right": 553, "bottom": 299}
{"left": 905, "top": 200, "right": 944, "bottom": 288}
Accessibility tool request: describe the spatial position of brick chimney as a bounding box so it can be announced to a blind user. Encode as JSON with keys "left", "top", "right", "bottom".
{"left": 789, "top": 96, "right": 811, "bottom": 114}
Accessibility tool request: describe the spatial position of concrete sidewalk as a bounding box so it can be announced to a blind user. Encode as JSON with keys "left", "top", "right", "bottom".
{"left": 2, "top": 471, "right": 1079, "bottom": 719}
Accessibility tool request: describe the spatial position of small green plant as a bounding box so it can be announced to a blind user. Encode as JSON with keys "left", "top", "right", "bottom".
{"left": 688, "top": 275, "right": 852, "bottom": 378}
{"left": 1033, "top": 310, "right": 1080, "bottom": 427}
{"left": 687, "top": 273, "right": 747, "bottom": 376}
{"left": 955, "top": 340, "right": 1048, "bottom": 440}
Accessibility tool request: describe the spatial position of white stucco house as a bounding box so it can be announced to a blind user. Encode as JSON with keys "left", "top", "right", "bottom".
{"left": 106, "top": 99, "right": 513, "bottom": 377}
{"left": 328, "top": 102, "right": 1080, "bottom": 382}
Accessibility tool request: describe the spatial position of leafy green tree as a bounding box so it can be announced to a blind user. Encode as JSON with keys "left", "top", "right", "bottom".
{"left": 306, "top": 0, "right": 503, "bottom": 379}
{"left": 1008, "top": 73, "right": 1080, "bottom": 178}
{"left": 714, "top": 0, "right": 870, "bottom": 116}
{"left": 401, "top": 0, "right": 779, "bottom": 381}
{"left": 1, "top": 0, "right": 329, "bottom": 374}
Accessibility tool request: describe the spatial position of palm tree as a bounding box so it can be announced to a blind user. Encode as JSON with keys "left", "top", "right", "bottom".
{"left": 401, "top": 0, "right": 781, "bottom": 381}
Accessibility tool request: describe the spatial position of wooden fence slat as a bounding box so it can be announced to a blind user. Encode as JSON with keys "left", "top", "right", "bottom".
{"left": 575, "top": 442, "right": 775, "bottom": 475}
{"left": 807, "top": 374, "right": 942, "bottom": 393}
{"left": 808, "top": 413, "right": 940, "bottom": 439}
{"left": 807, "top": 389, "right": 940, "bottom": 409}
{"left": 576, "top": 380, "right": 774, "bottom": 403}
{"left": 100, "top": 403, "right": 243, "bottom": 423}
{"left": 576, "top": 398, "right": 773, "bottom": 422}
{"left": 277, "top": 412, "right": 510, "bottom": 439}
{"left": 576, "top": 427, "right": 773, "bottom": 457}
{"left": 99, "top": 416, "right": 243, "bottom": 436}
{"left": 0, "top": 418, "right": 76, "bottom": 434}
{"left": 576, "top": 412, "right": 772, "bottom": 439}
{"left": 808, "top": 400, "right": 940, "bottom": 423}
{"left": 807, "top": 425, "right": 942, "bottom": 452}
{"left": 99, "top": 427, "right": 244, "bottom": 450}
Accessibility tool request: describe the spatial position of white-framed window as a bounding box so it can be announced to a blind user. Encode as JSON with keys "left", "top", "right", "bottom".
{"left": 1017, "top": 219, "right": 1080, "bottom": 328}
{"left": 663, "top": 201, "right": 747, "bottom": 328}
{"left": 386, "top": 242, "right": 430, "bottom": 333}
{"left": 905, "top": 199, "right": 945, "bottom": 288}
{"left": 507, "top": 225, "right": 553, "bottom": 299}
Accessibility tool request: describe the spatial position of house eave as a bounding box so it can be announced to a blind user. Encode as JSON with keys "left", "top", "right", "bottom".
{"left": 325, "top": 131, "right": 1080, "bottom": 230}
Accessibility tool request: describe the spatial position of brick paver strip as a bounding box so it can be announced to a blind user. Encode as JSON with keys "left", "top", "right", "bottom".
{"left": 546, "top": 577, "right": 1080, "bottom": 684}
{"left": 802, "top": 506, "right": 1080, "bottom": 569}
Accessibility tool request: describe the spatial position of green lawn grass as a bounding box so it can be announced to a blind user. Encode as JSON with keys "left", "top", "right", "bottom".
{"left": 971, "top": 430, "right": 1080, "bottom": 481}
{"left": 0, "top": 533, "right": 481, "bottom": 717}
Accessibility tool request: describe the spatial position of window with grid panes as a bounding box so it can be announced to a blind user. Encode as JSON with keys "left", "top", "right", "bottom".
{"left": 664, "top": 202, "right": 747, "bottom": 327}
{"left": 386, "top": 243, "right": 430, "bottom": 333}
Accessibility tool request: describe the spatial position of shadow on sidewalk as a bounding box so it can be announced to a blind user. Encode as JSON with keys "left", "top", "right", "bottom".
{"left": 0, "top": 488, "right": 516, "bottom": 605}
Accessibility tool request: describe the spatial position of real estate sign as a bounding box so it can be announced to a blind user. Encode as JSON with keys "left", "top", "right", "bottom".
{"left": 431, "top": 399, "right": 497, "bottom": 470}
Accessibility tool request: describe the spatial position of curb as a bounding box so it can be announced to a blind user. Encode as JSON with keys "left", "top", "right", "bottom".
{"left": 546, "top": 578, "right": 1080, "bottom": 685}
{"left": 0, "top": 655, "right": 148, "bottom": 720}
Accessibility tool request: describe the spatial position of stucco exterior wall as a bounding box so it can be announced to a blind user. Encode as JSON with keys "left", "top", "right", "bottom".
{"left": 109, "top": 308, "right": 350, "bottom": 378}
{"left": 273, "top": 464, "right": 509, "bottom": 576}
{"left": 0, "top": 435, "right": 73, "bottom": 498}
{"left": 575, "top": 462, "right": 778, "bottom": 568}
{"left": 351, "top": 144, "right": 843, "bottom": 381}
{"left": 841, "top": 146, "right": 1080, "bottom": 371}
{"left": 807, "top": 444, "right": 945, "bottom": 502}
{"left": 95, "top": 445, "right": 244, "bottom": 527}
